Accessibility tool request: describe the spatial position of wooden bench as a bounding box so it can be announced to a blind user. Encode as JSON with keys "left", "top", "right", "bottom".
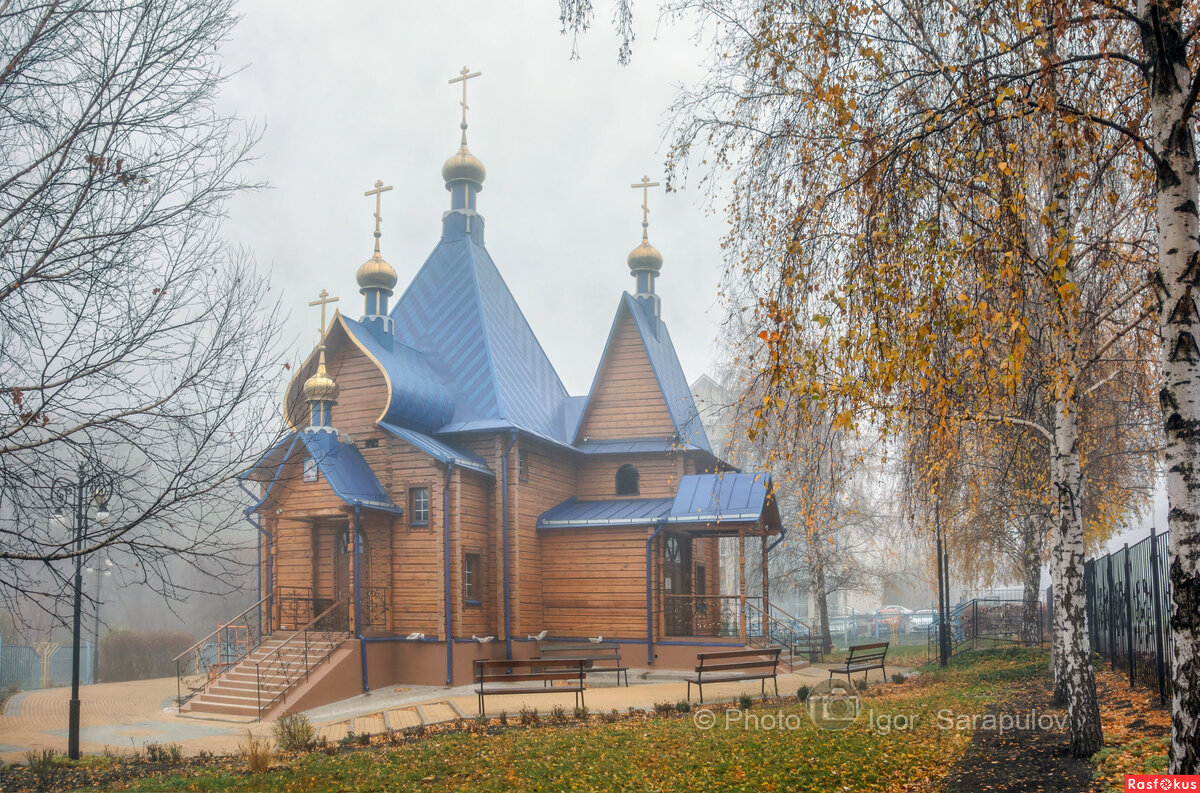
{"left": 474, "top": 658, "right": 586, "bottom": 714}
{"left": 538, "top": 643, "right": 629, "bottom": 686}
{"left": 829, "top": 641, "right": 889, "bottom": 684}
{"left": 791, "top": 635, "right": 826, "bottom": 663}
{"left": 687, "top": 647, "right": 781, "bottom": 704}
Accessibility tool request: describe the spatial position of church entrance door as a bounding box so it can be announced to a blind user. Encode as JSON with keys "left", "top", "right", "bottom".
{"left": 663, "top": 534, "right": 692, "bottom": 635}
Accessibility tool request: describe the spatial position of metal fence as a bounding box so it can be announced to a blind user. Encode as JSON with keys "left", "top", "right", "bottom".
{"left": 1083, "top": 528, "right": 1171, "bottom": 704}
{"left": 0, "top": 638, "right": 92, "bottom": 690}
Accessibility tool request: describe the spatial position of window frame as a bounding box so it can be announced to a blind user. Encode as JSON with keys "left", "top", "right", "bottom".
{"left": 463, "top": 551, "right": 482, "bottom": 605}
{"left": 518, "top": 450, "right": 530, "bottom": 483}
{"left": 615, "top": 464, "right": 639, "bottom": 496}
{"left": 409, "top": 486, "right": 431, "bottom": 526}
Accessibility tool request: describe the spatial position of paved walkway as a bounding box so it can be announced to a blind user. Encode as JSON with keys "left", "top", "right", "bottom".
{"left": 0, "top": 664, "right": 900, "bottom": 763}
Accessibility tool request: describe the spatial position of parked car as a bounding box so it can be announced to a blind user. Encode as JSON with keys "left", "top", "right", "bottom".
{"left": 875, "top": 605, "right": 914, "bottom": 633}
{"left": 910, "top": 609, "right": 937, "bottom": 634}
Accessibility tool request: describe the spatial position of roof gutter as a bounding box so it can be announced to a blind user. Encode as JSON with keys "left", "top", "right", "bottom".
{"left": 767, "top": 525, "right": 787, "bottom": 554}
{"left": 502, "top": 431, "right": 517, "bottom": 660}
{"left": 645, "top": 521, "right": 666, "bottom": 667}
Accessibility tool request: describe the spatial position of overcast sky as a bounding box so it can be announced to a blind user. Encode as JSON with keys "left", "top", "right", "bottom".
{"left": 217, "top": 2, "right": 727, "bottom": 397}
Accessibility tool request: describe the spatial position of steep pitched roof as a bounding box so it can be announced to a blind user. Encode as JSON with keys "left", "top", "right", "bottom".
{"left": 574, "top": 293, "right": 711, "bottom": 452}
{"left": 387, "top": 233, "right": 573, "bottom": 444}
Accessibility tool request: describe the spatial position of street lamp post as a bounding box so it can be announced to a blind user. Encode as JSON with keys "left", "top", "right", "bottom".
{"left": 52, "top": 465, "right": 114, "bottom": 760}
{"left": 85, "top": 559, "right": 114, "bottom": 684}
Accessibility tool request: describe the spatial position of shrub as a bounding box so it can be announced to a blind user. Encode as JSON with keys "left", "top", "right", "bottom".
{"left": 356, "top": 732, "right": 370, "bottom": 746}
{"left": 197, "top": 749, "right": 214, "bottom": 762}
{"left": 519, "top": 706, "right": 539, "bottom": 726}
{"left": 797, "top": 684, "right": 811, "bottom": 701}
{"left": 239, "top": 730, "right": 273, "bottom": 774}
{"left": 338, "top": 731, "right": 356, "bottom": 748}
{"left": 892, "top": 673, "right": 907, "bottom": 684}
{"left": 737, "top": 693, "right": 753, "bottom": 710}
{"left": 499, "top": 710, "right": 508, "bottom": 727}
{"left": 273, "top": 712, "right": 316, "bottom": 752}
{"left": 855, "top": 678, "right": 869, "bottom": 692}
{"left": 24, "top": 748, "right": 56, "bottom": 791}
{"left": 653, "top": 701, "right": 674, "bottom": 715}
{"left": 550, "top": 704, "right": 568, "bottom": 724}
{"left": 97, "top": 630, "right": 195, "bottom": 683}
{"left": 574, "top": 705, "right": 589, "bottom": 720}
{"left": 603, "top": 708, "right": 620, "bottom": 723}
{"left": 473, "top": 712, "right": 488, "bottom": 731}
{"left": 143, "top": 742, "right": 183, "bottom": 763}
{"left": 674, "top": 700, "right": 690, "bottom": 713}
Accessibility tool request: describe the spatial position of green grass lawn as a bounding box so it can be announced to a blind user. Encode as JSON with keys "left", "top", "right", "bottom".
{"left": 77, "top": 649, "right": 1058, "bottom": 793}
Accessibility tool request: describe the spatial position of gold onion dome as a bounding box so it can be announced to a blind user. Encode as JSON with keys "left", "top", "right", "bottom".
{"left": 442, "top": 136, "right": 486, "bottom": 187}
{"left": 302, "top": 356, "right": 339, "bottom": 404}
{"left": 627, "top": 239, "right": 663, "bottom": 274}
{"left": 356, "top": 250, "right": 398, "bottom": 292}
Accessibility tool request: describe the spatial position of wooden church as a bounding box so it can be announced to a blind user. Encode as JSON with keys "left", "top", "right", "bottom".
{"left": 183, "top": 70, "right": 781, "bottom": 718}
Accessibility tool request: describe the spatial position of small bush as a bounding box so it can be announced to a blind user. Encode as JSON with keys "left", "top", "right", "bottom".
{"left": 24, "top": 748, "right": 56, "bottom": 791}
{"left": 239, "top": 730, "right": 273, "bottom": 774}
{"left": 653, "top": 700, "right": 674, "bottom": 715}
{"left": 386, "top": 729, "right": 400, "bottom": 745}
{"left": 519, "top": 706, "right": 539, "bottom": 726}
{"left": 892, "top": 673, "right": 907, "bottom": 684}
{"left": 473, "top": 712, "right": 488, "bottom": 731}
{"left": 855, "top": 678, "right": 869, "bottom": 692}
{"left": 550, "top": 704, "right": 568, "bottom": 724}
{"left": 499, "top": 710, "right": 508, "bottom": 727}
{"left": 574, "top": 705, "right": 589, "bottom": 720}
{"left": 338, "top": 731, "right": 356, "bottom": 747}
{"left": 273, "top": 712, "right": 316, "bottom": 752}
{"left": 603, "top": 708, "right": 620, "bottom": 723}
{"left": 674, "top": 700, "right": 690, "bottom": 713}
{"left": 197, "top": 749, "right": 214, "bottom": 762}
{"left": 737, "top": 693, "right": 753, "bottom": 709}
{"left": 356, "top": 731, "right": 370, "bottom": 746}
{"left": 797, "top": 684, "right": 811, "bottom": 701}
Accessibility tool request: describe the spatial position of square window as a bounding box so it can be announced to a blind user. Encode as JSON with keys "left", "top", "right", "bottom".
{"left": 409, "top": 487, "right": 430, "bottom": 525}
{"left": 464, "top": 553, "right": 482, "bottom": 603}
{"left": 518, "top": 451, "right": 530, "bottom": 482}
{"left": 362, "top": 438, "right": 380, "bottom": 449}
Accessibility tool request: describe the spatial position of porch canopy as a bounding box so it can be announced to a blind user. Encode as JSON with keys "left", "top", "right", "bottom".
{"left": 537, "top": 472, "right": 780, "bottom": 533}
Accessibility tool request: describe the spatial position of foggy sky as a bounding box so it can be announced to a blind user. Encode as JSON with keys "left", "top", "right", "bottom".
{"left": 217, "top": 2, "right": 728, "bottom": 397}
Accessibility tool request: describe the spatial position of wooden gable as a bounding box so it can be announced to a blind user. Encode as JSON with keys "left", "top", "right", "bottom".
{"left": 576, "top": 304, "right": 676, "bottom": 442}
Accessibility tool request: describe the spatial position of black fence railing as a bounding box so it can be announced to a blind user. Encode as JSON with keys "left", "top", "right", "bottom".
{"left": 1083, "top": 528, "right": 1172, "bottom": 704}
{"left": 926, "top": 598, "right": 1045, "bottom": 661}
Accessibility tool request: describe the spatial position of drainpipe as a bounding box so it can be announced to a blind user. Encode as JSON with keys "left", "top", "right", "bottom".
{"left": 766, "top": 526, "right": 787, "bottom": 554}
{"left": 645, "top": 521, "right": 666, "bottom": 666}
{"left": 238, "top": 480, "right": 276, "bottom": 635}
{"left": 501, "top": 432, "right": 517, "bottom": 660}
{"left": 444, "top": 461, "right": 455, "bottom": 685}
{"left": 354, "top": 506, "right": 367, "bottom": 691}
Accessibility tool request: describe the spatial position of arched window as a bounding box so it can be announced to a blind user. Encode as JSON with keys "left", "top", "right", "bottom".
{"left": 616, "top": 464, "right": 639, "bottom": 496}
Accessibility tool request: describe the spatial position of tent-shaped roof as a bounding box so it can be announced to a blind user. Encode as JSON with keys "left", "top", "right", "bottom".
{"left": 573, "top": 294, "right": 711, "bottom": 452}
{"left": 668, "top": 472, "right": 779, "bottom": 529}
{"left": 386, "top": 231, "right": 573, "bottom": 444}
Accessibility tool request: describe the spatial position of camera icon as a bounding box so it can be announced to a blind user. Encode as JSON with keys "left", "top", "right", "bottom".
{"left": 805, "top": 679, "right": 862, "bottom": 731}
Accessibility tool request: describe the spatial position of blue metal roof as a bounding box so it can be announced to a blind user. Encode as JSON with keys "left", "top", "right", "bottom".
{"left": 577, "top": 438, "right": 705, "bottom": 455}
{"left": 537, "top": 497, "right": 673, "bottom": 529}
{"left": 339, "top": 315, "right": 455, "bottom": 433}
{"left": 379, "top": 422, "right": 493, "bottom": 476}
{"left": 299, "top": 430, "right": 404, "bottom": 514}
{"left": 387, "top": 232, "right": 573, "bottom": 445}
{"left": 668, "top": 472, "right": 777, "bottom": 527}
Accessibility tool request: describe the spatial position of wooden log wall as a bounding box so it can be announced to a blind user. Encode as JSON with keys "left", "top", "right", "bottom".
{"left": 541, "top": 525, "right": 652, "bottom": 637}
{"left": 576, "top": 310, "right": 676, "bottom": 441}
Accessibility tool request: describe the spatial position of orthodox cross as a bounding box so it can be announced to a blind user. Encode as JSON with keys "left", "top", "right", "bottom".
{"left": 631, "top": 175, "right": 660, "bottom": 239}
{"left": 308, "top": 289, "right": 339, "bottom": 340}
{"left": 449, "top": 66, "right": 482, "bottom": 129}
{"left": 363, "top": 179, "right": 393, "bottom": 245}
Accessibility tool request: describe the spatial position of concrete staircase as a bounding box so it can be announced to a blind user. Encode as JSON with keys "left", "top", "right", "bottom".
{"left": 181, "top": 631, "right": 351, "bottom": 719}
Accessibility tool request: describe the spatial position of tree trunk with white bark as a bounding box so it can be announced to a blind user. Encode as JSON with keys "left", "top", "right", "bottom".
{"left": 1020, "top": 517, "right": 1044, "bottom": 646}
{"left": 1139, "top": 0, "right": 1200, "bottom": 769}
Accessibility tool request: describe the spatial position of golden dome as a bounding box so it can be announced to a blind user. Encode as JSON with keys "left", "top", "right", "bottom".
{"left": 442, "top": 142, "right": 486, "bottom": 188}
{"left": 627, "top": 239, "right": 663, "bottom": 274}
{"left": 302, "top": 352, "right": 338, "bottom": 404}
{"left": 356, "top": 250, "right": 398, "bottom": 292}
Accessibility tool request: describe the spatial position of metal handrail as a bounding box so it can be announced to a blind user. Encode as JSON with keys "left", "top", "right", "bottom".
{"left": 174, "top": 593, "right": 272, "bottom": 707}
{"left": 172, "top": 593, "right": 272, "bottom": 663}
{"left": 744, "top": 600, "right": 805, "bottom": 669}
{"left": 254, "top": 598, "right": 348, "bottom": 718}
